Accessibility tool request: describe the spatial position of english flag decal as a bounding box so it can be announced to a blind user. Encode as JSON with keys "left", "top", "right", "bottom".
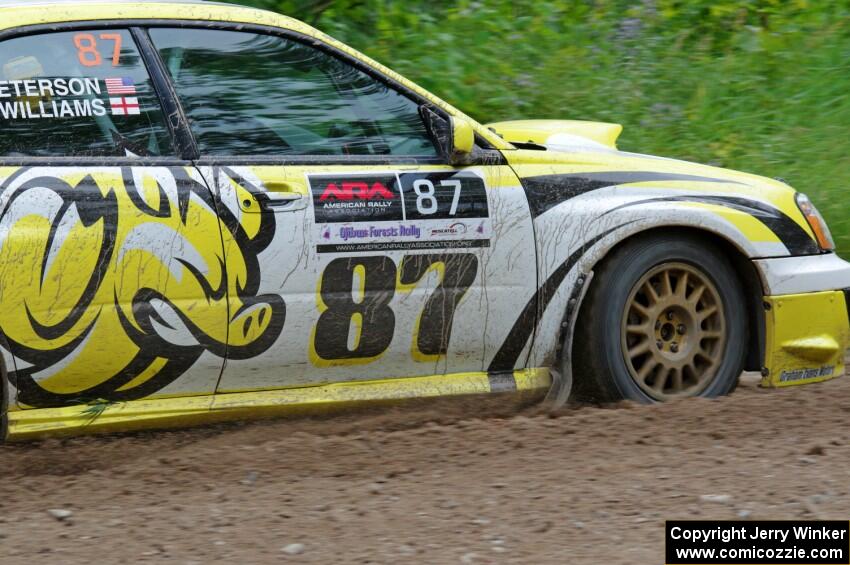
{"left": 110, "top": 96, "right": 140, "bottom": 116}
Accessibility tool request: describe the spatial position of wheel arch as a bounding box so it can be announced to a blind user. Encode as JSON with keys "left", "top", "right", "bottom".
{"left": 567, "top": 224, "right": 765, "bottom": 378}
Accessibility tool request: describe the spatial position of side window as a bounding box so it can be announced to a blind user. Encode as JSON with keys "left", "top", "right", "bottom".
{"left": 149, "top": 28, "right": 438, "bottom": 158}
{"left": 0, "top": 30, "right": 173, "bottom": 158}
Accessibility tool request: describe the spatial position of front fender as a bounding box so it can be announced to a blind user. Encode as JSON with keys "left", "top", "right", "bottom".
{"left": 523, "top": 186, "right": 813, "bottom": 371}
{"left": 498, "top": 146, "right": 829, "bottom": 394}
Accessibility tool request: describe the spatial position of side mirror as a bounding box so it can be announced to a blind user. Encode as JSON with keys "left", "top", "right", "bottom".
{"left": 449, "top": 117, "right": 475, "bottom": 165}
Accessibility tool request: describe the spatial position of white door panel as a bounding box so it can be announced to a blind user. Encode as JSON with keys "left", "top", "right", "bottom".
{"left": 205, "top": 164, "right": 536, "bottom": 392}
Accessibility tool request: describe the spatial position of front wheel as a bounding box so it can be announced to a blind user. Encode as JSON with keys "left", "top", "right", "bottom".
{"left": 573, "top": 233, "right": 747, "bottom": 403}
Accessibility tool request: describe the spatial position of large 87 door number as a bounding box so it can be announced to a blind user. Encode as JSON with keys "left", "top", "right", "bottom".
{"left": 310, "top": 253, "right": 478, "bottom": 365}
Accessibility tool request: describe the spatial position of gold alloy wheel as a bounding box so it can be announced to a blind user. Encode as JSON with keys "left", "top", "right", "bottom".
{"left": 620, "top": 262, "right": 727, "bottom": 400}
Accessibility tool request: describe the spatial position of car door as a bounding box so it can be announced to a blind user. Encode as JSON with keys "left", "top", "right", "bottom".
{"left": 0, "top": 27, "right": 229, "bottom": 409}
{"left": 148, "top": 25, "right": 537, "bottom": 392}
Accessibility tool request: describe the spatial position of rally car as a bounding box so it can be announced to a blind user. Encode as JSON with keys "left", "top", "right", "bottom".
{"left": 1, "top": 0, "right": 848, "bottom": 440}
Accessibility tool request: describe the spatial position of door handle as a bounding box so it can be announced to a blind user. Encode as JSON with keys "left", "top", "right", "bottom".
{"left": 265, "top": 192, "right": 303, "bottom": 203}
{"left": 239, "top": 181, "right": 308, "bottom": 213}
{"left": 264, "top": 179, "right": 307, "bottom": 211}
{"left": 259, "top": 191, "right": 307, "bottom": 212}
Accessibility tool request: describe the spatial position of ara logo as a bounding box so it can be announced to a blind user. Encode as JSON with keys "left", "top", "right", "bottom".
{"left": 310, "top": 174, "right": 403, "bottom": 224}
{"left": 319, "top": 181, "right": 396, "bottom": 202}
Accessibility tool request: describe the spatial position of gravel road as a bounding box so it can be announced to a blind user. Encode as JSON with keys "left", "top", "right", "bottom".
{"left": 1, "top": 373, "right": 848, "bottom": 564}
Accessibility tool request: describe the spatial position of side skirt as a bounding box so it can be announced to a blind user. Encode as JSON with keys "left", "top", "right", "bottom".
{"left": 6, "top": 368, "right": 551, "bottom": 441}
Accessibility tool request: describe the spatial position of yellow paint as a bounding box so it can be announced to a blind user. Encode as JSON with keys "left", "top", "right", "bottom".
{"left": 231, "top": 176, "right": 263, "bottom": 236}
{"left": 504, "top": 151, "right": 816, "bottom": 244}
{"left": 7, "top": 394, "right": 216, "bottom": 440}
{"left": 780, "top": 335, "right": 841, "bottom": 362}
{"left": 352, "top": 263, "right": 367, "bottom": 301}
{"left": 762, "top": 291, "right": 849, "bottom": 387}
{"left": 349, "top": 312, "right": 364, "bottom": 352}
{"left": 255, "top": 165, "right": 522, "bottom": 192}
{"left": 452, "top": 117, "right": 475, "bottom": 155}
{"left": 1, "top": 166, "right": 284, "bottom": 407}
{"left": 678, "top": 202, "right": 781, "bottom": 244}
{"left": 115, "top": 357, "right": 169, "bottom": 392}
{"left": 5, "top": 368, "right": 552, "bottom": 440}
{"left": 486, "top": 119, "right": 623, "bottom": 148}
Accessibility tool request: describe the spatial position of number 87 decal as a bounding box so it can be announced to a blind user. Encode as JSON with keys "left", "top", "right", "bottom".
{"left": 412, "top": 179, "right": 462, "bottom": 216}
{"left": 73, "top": 33, "right": 123, "bottom": 67}
{"left": 310, "top": 253, "right": 478, "bottom": 366}
{"left": 398, "top": 253, "right": 478, "bottom": 362}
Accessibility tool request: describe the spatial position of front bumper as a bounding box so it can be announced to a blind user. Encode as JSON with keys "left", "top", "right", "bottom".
{"left": 762, "top": 290, "right": 849, "bottom": 387}
{"left": 755, "top": 253, "right": 850, "bottom": 387}
{"left": 754, "top": 252, "right": 850, "bottom": 295}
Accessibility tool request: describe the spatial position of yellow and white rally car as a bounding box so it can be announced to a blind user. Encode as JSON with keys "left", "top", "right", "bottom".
{"left": 1, "top": 0, "right": 848, "bottom": 439}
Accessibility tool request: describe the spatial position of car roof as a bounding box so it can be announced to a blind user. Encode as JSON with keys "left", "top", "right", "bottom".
{"left": 0, "top": 0, "right": 303, "bottom": 33}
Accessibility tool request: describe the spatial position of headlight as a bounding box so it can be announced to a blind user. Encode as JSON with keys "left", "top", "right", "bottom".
{"left": 795, "top": 193, "right": 835, "bottom": 251}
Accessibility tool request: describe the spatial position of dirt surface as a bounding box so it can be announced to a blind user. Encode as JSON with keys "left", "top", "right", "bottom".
{"left": 1, "top": 373, "right": 849, "bottom": 564}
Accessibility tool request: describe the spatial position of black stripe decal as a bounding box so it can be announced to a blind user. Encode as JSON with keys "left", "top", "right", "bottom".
{"left": 488, "top": 226, "right": 626, "bottom": 372}
{"left": 601, "top": 195, "right": 819, "bottom": 255}
{"left": 521, "top": 171, "right": 746, "bottom": 218}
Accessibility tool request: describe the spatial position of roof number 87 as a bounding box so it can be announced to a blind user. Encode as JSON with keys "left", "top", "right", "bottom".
{"left": 73, "top": 33, "right": 123, "bottom": 67}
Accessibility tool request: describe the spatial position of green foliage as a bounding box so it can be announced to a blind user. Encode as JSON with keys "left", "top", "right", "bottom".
{"left": 235, "top": 0, "right": 850, "bottom": 254}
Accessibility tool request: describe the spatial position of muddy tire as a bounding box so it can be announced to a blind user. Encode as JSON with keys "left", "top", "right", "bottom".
{"left": 573, "top": 233, "right": 747, "bottom": 403}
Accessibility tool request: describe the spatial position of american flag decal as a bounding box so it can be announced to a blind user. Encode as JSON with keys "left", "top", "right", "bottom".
{"left": 105, "top": 77, "right": 136, "bottom": 95}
